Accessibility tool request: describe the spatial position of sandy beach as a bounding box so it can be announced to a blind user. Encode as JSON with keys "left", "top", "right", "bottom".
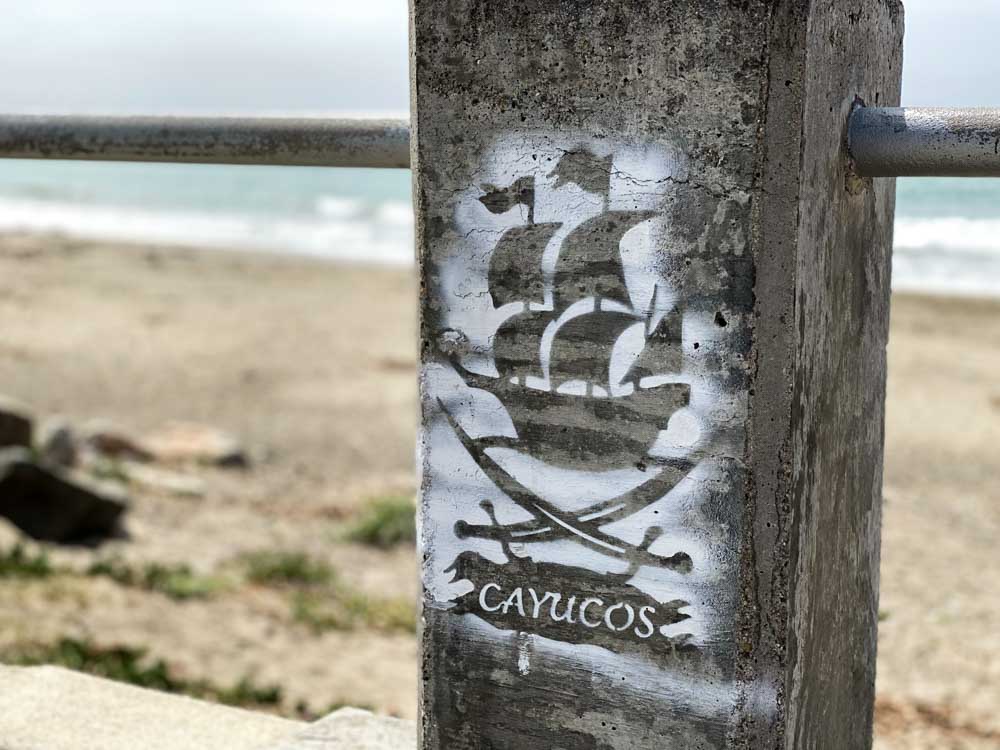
{"left": 0, "top": 233, "right": 997, "bottom": 746}
{"left": 0, "top": 233, "right": 419, "bottom": 717}
{"left": 877, "top": 294, "right": 1000, "bottom": 749}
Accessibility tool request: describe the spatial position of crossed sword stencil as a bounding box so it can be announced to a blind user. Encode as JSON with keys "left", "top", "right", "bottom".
{"left": 438, "top": 398, "right": 695, "bottom": 573}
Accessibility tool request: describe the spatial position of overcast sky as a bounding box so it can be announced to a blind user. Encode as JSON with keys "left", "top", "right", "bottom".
{"left": 0, "top": 0, "right": 995, "bottom": 115}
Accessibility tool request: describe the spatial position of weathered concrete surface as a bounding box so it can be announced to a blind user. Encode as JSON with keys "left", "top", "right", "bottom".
{"left": 0, "top": 666, "right": 417, "bottom": 750}
{"left": 0, "top": 665, "right": 301, "bottom": 750}
{"left": 412, "top": 0, "right": 902, "bottom": 747}
{"left": 413, "top": 2, "right": 766, "bottom": 746}
{"left": 771, "top": 2, "right": 904, "bottom": 748}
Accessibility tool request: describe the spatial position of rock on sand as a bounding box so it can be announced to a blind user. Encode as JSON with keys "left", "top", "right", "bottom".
{"left": 0, "top": 396, "right": 33, "bottom": 450}
{"left": 0, "top": 447, "right": 128, "bottom": 542}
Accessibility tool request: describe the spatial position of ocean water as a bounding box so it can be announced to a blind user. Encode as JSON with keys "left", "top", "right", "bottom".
{"left": 892, "top": 178, "right": 1000, "bottom": 297}
{"left": 0, "top": 160, "right": 415, "bottom": 265}
{"left": 0, "top": 160, "right": 999, "bottom": 296}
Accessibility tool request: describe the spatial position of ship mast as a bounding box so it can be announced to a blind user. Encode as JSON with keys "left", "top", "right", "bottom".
{"left": 480, "top": 176, "right": 559, "bottom": 385}
{"left": 547, "top": 209, "right": 653, "bottom": 394}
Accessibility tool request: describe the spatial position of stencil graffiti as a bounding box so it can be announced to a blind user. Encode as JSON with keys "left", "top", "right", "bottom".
{"left": 445, "top": 500, "right": 699, "bottom": 666}
{"left": 422, "top": 134, "right": 744, "bottom": 679}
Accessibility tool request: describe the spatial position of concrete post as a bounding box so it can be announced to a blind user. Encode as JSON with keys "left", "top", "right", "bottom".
{"left": 411, "top": 2, "right": 903, "bottom": 748}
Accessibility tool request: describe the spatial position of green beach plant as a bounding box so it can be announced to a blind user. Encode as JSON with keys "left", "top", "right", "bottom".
{"left": 291, "top": 588, "right": 416, "bottom": 634}
{"left": 239, "top": 550, "right": 335, "bottom": 586}
{"left": 3, "top": 638, "right": 283, "bottom": 710}
{"left": 0, "top": 544, "right": 54, "bottom": 579}
{"left": 86, "top": 557, "right": 227, "bottom": 601}
{"left": 344, "top": 495, "right": 417, "bottom": 548}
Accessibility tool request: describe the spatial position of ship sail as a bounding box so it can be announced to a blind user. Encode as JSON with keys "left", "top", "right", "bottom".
{"left": 448, "top": 158, "right": 698, "bottom": 474}
{"left": 625, "top": 308, "right": 683, "bottom": 385}
{"left": 493, "top": 310, "right": 555, "bottom": 381}
{"left": 489, "top": 223, "right": 562, "bottom": 308}
{"left": 548, "top": 310, "right": 642, "bottom": 390}
{"left": 479, "top": 176, "right": 535, "bottom": 222}
{"left": 553, "top": 211, "right": 655, "bottom": 310}
{"left": 549, "top": 151, "right": 613, "bottom": 196}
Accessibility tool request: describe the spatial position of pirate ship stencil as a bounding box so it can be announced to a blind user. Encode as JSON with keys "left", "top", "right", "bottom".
{"left": 433, "top": 145, "right": 704, "bottom": 657}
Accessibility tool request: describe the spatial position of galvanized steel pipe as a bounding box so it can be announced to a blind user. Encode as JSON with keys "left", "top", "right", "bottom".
{"left": 11, "top": 109, "right": 1000, "bottom": 177}
{"left": 849, "top": 107, "right": 1000, "bottom": 177}
{"left": 0, "top": 115, "right": 410, "bottom": 168}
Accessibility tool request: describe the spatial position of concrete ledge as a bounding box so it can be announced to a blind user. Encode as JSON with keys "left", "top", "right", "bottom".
{"left": 266, "top": 707, "right": 416, "bottom": 749}
{"left": 0, "top": 665, "right": 415, "bottom": 750}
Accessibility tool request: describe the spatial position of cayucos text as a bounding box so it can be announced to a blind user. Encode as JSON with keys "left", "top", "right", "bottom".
{"left": 477, "top": 581, "right": 671, "bottom": 640}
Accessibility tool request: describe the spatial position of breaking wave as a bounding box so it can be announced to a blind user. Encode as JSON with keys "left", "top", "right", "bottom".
{"left": 0, "top": 195, "right": 414, "bottom": 265}
{"left": 893, "top": 217, "right": 1000, "bottom": 296}
{"left": 2, "top": 189, "right": 1000, "bottom": 295}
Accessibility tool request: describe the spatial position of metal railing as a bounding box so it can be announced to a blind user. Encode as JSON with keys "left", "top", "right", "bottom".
{"left": 4, "top": 108, "right": 1000, "bottom": 178}
{"left": 849, "top": 107, "right": 1000, "bottom": 177}
{"left": 0, "top": 115, "right": 410, "bottom": 169}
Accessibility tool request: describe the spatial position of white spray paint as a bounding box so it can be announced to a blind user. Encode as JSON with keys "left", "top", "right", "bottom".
{"left": 421, "top": 132, "right": 746, "bottom": 694}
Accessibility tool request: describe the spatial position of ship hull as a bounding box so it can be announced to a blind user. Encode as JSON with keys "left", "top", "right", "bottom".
{"left": 464, "top": 377, "right": 690, "bottom": 471}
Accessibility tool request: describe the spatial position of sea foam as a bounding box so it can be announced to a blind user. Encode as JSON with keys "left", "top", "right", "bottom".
{"left": 2, "top": 194, "right": 1000, "bottom": 296}
{"left": 893, "top": 217, "right": 1000, "bottom": 296}
{"left": 0, "top": 196, "right": 414, "bottom": 265}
